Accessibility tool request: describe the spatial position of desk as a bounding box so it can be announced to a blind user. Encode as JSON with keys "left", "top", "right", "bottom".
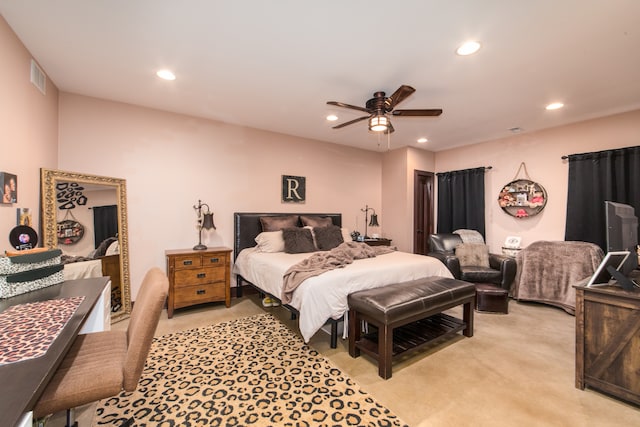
{"left": 0, "top": 277, "right": 110, "bottom": 427}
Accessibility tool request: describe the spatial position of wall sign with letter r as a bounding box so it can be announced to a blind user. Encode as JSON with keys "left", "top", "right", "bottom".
{"left": 282, "top": 175, "right": 306, "bottom": 203}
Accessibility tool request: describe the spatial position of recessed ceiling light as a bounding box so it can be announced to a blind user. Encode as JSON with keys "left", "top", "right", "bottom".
{"left": 456, "top": 41, "right": 481, "bottom": 56}
{"left": 326, "top": 114, "right": 338, "bottom": 121}
{"left": 509, "top": 127, "right": 523, "bottom": 133}
{"left": 156, "top": 69, "right": 176, "bottom": 81}
{"left": 545, "top": 102, "right": 564, "bottom": 110}
{"left": 417, "top": 137, "right": 428, "bottom": 143}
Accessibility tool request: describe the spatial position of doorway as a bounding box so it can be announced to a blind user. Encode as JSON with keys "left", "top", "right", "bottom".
{"left": 413, "top": 170, "right": 434, "bottom": 254}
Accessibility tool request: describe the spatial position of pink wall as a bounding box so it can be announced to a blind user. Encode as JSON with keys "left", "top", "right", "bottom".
{"left": 435, "top": 109, "right": 640, "bottom": 253}
{"left": 0, "top": 16, "right": 58, "bottom": 253}
{"left": 57, "top": 94, "right": 383, "bottom": 296}
{"left": 381, "top": 147, "right": 435, "bottom": 251}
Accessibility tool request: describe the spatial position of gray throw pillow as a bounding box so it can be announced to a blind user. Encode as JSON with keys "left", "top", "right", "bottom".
{"left": 283, "top": 227, "right": 316, "bottom": 253}
{"left": 313, "top": 225, "right": 344, "bottom": 251}
{"left": 455, "top": 243, "right": 490, "bottom": 267}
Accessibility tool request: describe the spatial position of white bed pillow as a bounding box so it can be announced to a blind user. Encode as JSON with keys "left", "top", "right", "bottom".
{"left": 255, "top": 230, "right": 285, "bottom": 253}
{"left": 106, "top": 240, "right": 120, "bottom": 256}
{"left": 341, "top": 227, "right": 353, "bottom": 242}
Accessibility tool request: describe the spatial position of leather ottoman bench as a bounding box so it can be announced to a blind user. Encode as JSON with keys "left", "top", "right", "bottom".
{"left": 475, "top": 283, "right": 509, "bottom": 314}
{"left": 348, "top": 277, "right": 475, "bottom": 379}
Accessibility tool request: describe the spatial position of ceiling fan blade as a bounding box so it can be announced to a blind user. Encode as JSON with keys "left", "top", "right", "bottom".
{"left": 327, "top": 101, "right": 370, "bottom": 113}
{"left": 332, "top": 115, "right": 370, "bottom": 129}
{"left": 392, "top": 108, "right": 443, "bottom": 117}
{"left": 386, "top": 85, "right": 416, "bottom": 109}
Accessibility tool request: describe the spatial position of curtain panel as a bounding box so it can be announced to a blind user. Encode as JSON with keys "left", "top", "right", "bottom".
{"left": 565, "top": 145, "right": 640, "bottom": 249}
{"left": 93, "top": 205, "right": 118, "bottom": 248}
{"left": 436, "top": 167, "right": 486, "bottom": 237}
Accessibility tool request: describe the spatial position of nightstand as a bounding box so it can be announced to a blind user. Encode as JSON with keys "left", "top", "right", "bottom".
{"left": 165, "top": 247, "right": 232, "bottom": 318}
{"left": 363, "top": 238, "right": 392, "bottom": 247}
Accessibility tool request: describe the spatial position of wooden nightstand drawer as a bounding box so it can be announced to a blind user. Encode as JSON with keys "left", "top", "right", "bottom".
{"left": 174, "top": 283, "right": 226, "bottom": 308}
{"left": 174, "top": 267, "right": 225, "bottom": 288}
{"left": 166, "top": 247, "right": 233, "bottom": 318}
{"left": 203, "top": 253, "right": 226, "bottom": 267}
{"left": 174, "top": 254, "right": 203, "bottom": 269}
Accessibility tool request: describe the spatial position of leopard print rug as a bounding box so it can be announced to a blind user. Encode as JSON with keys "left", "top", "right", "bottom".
{"left": 94, "top": 313, "right": 407, "bottom": 427}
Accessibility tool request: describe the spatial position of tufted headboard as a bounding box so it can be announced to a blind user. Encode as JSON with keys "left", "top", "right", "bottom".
{"left": 233, "top": 212, "right": 342, "bottom": 260}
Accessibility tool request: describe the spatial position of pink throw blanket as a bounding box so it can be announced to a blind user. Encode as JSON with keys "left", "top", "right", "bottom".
{"left": 281, "top": 241, "right": 395, "bottom": 304}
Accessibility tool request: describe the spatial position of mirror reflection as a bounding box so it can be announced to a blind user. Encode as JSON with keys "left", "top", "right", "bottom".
{"left": 40, "top": 169, "right": 131, "bottom": 323}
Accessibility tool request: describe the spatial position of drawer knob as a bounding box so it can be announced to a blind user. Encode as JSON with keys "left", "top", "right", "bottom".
{"left": 196, "top": 289, "right": 206, "bottom": 295}
{"left": 183, "top": 260, "right": 193, "bottom": 266}
{"left": 210, "top": 257, "right": 219, "bottom": 263}
{"left": 197, "top": 273, "right": 206, "bottom": 279}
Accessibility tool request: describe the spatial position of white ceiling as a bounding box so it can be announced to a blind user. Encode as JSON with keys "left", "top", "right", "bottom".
{"left": 2, "top": 1, "right": 640, "bottom": 152}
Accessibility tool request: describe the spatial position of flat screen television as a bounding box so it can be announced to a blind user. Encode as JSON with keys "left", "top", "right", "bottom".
{"left": 605, "top": 201, "right": 639, "bottom": 275}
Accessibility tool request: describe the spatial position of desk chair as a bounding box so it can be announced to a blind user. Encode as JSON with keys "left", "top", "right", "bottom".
{"left": 34, "top": 267, "right": 169, "bottom": 427}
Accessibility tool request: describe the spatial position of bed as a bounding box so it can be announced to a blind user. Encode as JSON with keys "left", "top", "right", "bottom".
{"left": 233, "top": 212, "right": 453, "bottom": 347}
{"left": 61, "top": 238, "right": 122, "bottom": 312}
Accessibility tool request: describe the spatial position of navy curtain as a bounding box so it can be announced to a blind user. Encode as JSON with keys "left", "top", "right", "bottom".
{"left": 436, "top": 167, "right": 486, "bottom": 237}
{"left": 565, "top": 146, "right": 640, "bottom": 250}
{"left": 93, "top": 205, "right": 118, "bottom": 248}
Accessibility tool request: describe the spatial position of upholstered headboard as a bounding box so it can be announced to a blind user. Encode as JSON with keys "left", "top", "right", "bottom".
{"left": 233, "top": 212, "right": 342, "bottom": 260}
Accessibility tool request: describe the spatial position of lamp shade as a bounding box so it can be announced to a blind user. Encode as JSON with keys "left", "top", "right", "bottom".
{"left": 368, "top": 115, "right": 389, "bottom": 132}
{"left": 202, "top": 212, "right": 216, "bottom": 230}
{"left": 369, "top": 213, "right": 379, "bottom": 227}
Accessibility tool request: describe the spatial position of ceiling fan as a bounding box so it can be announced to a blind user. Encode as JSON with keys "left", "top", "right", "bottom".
{"left": 327, "top": 85, "right": 442, "bottom": 134}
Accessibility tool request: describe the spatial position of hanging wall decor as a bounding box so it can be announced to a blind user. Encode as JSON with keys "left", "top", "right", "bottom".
{"left": 498, "top": 162, "right": 547, "bottom": 218}
{"left": 56, "top": 210, "right": 85, "bottom": 245}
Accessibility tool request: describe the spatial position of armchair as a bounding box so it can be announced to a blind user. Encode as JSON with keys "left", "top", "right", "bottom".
{"left": 427, "top": 233, "right": 516, "bottom": 291}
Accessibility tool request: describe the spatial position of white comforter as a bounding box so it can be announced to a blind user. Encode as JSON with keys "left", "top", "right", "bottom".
{"left": 233, "top": 248, "right": 453, "bottom": 342}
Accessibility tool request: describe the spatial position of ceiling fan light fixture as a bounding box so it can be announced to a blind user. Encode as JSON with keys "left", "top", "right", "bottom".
{"left": 369, "top": 114, "right": 389, "bottom": 132}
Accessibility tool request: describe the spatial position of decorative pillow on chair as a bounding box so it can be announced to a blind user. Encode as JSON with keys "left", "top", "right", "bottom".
{"left": 313, "top": 225, "right": 344, "bottom": 251}
{"left": 455, "top": 243, "right": 490, "bottom": 267}
{"left": 300, "top": 215, "right": 333, "bottom": 228}
{"left": 260, "top": 215, "right": 299, "bottom": 232}
{"left": 255, "top": 231, "right": 285, "bottom": 253}
{"left": 282, "top": 227, "right": 316, "bottom": 253}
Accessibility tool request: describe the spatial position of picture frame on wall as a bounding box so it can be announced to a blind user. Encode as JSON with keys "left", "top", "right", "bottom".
{"left": 0, "top": 172, "right": 17, "bottom": 204}
{"left": 282, "top": 175, "right": 306, "bottom": 203}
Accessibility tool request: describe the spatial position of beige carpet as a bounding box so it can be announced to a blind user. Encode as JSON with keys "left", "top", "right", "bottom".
{"left": 93, "top": 313, "right": 407, "bottom": 426}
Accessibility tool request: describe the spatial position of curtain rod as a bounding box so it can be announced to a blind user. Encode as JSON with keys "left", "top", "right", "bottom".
{"left": 561, "top": 155, "right": 568, "bottom": 160}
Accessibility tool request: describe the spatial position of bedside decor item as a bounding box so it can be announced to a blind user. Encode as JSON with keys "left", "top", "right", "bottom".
{"left": 498, "top": 162, "right": 547, "bottom": 218}
{"left": 360, "top": 205, "right": 379, "bottom": 238}
{"left": 193, "top": 200, "right": 216, "bottom": 250}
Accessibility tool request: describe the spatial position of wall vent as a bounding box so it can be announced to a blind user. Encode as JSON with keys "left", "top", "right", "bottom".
{"left": 30, "top": 59, "right": 46, "bottom": 95}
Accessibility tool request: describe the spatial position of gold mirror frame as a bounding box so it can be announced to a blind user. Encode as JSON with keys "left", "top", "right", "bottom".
{"left": 40, "top": 168, "right": 131, "bottom": 323}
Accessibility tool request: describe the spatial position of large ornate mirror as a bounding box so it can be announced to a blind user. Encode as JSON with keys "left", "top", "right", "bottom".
{"left": 40, "top": 168, "right": 131, "bottom": 323}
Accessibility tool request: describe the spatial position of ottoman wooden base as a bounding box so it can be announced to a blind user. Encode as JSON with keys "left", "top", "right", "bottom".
{"left": 475, "top": 283, "right": 509, "bottom": 314}
{"left": 348, "top": 277, "right": 475, "bottom": 379}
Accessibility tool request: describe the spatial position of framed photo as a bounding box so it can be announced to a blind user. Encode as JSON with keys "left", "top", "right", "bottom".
{"left": 0, "top": 172, "right": 17, "bottom": 204}
{"left": 282, "top": 175, "right": 306, "bottom": 203}
{"left": 586, "top": 251, "right": 630, "bottom": 287}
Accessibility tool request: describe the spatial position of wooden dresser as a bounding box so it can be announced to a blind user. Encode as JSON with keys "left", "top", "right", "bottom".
{"left": 575, "top": 282, "right": 640, "bottom": 405}
{"left": 165, "top": 247, "right": 232, "bottom": 318}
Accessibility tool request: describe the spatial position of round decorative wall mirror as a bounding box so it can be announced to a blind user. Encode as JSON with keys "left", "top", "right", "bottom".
{"left": 498, "top": 179, "right": 547, "bottom": 218}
